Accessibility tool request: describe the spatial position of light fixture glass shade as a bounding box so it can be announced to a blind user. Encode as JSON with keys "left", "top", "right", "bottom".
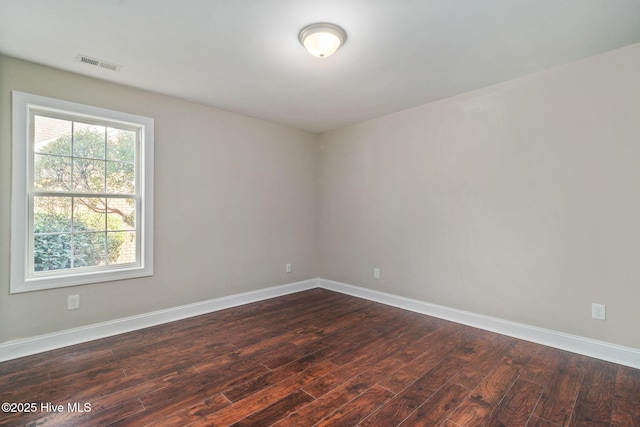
{"left": 299, "top": 23, "right": 347, "bottom": 58}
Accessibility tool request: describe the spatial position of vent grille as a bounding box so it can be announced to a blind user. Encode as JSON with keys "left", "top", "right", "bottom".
{"left": 76, "top": 54, "right": 121, "bottom": 72}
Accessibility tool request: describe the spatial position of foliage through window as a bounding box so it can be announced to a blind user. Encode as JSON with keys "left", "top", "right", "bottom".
{"left": 11, "top": 92, "right": 154, "bottom": 292}
{"left": 33, "top": 116, "right": 137, "bottom": 271}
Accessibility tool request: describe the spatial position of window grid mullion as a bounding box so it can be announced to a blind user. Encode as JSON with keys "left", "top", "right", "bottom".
{"left": 70, "top": 196, "right": 75, "bottom": 269}
{"left": 33, "top": 191, "right": 135, "bottom": 198}
{"left": 103, "top": 126, "right": 107, "bottom": 194}
{"left": 104, "top": 127, "right": 108, "bottom": 266}
{"left": 70, "top": 121, "right": 75, "bottom": 269}
{"left": 71, "top": 121, "right": 75, "bottom": 192}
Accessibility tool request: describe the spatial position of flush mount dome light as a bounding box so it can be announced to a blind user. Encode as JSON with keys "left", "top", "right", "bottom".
{"left": 298, "top": 23, "right": 347, "bottom": 58}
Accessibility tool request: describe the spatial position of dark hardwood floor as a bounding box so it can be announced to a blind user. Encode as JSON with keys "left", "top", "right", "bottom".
{"left": 1, "top": 288, "right": 638, "bottom": 426}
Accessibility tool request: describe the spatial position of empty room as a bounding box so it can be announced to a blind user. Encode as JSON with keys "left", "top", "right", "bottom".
{"left": 1, "top": 1, "right": 639, "bottom": 426}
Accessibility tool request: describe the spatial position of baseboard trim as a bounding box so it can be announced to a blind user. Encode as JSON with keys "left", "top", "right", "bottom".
{"left": 2, "top": 277, "right": 639, "bottom": 369}
{"left": 0, "top": 278, "right": 318, "bottom": 363}
{"left": 318, "top": 278, "right": 640, "bottom": 369}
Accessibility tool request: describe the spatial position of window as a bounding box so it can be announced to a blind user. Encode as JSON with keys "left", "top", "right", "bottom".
{"left": 11, "top": 91, "right": 154, "bottom": 293}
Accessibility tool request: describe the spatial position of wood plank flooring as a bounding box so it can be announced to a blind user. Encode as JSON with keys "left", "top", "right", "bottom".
{"left": 1, "top": 288, "right": 639, "bottom": 426}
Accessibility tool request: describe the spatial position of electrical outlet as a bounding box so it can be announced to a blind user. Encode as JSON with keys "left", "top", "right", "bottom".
{"left": 68, "top": 294, "right": 80, "bottom": 310}
{"left": 592, "top": 303, "right": 605, "bottom": 320}
{"left": 285, "top": 263, "right": 292, "bottom": 273}
{"left": 373, "top": 268, "right": 380, "bottom": 279}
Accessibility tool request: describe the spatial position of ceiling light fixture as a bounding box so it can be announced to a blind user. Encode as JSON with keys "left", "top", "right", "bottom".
{"left": 298, "top": 23, "right": 347, "bottom": 58}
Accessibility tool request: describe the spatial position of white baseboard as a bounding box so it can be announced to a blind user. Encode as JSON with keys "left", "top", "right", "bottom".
{"left": 0, "top": 279, "right": 318, "bottom": 363}
{"left": 2, "top": 277, "right": 639, "bottom": 370}
{"left": 318, "top": 278, "right": 640, "bottom": 370}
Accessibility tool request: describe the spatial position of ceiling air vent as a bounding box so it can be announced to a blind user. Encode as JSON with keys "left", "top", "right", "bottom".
{"left": 76, "top": 54, "right": 121, "bottom": 72}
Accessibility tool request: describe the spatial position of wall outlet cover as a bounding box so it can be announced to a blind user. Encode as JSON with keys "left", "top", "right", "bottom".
{"left": 68, "top": 294, "right": 80, "bottom": 310}
{"left": 592, "top": 303, "right": 605, "bottom": 320}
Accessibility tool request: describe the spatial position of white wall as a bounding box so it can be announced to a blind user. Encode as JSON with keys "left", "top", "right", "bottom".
{"left": 318, "top": 43, "right": 640, "bottom": 349}
{"left": 0, "top": 56, "right": 319, "bottom": 343}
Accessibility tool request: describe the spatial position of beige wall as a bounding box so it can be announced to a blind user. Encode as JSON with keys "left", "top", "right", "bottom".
{"left": 3, "top": 42, "right": 640, "bottom": 351}
{"left": 318, "top": 43, "right": 640, "bottom": 349}
{"left": 0, "top": 56, "right": 319, "bottom": 342}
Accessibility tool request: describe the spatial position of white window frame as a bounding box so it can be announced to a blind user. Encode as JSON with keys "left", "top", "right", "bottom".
{"left": 10, "top": 91, "right": 154, "bottom": 293}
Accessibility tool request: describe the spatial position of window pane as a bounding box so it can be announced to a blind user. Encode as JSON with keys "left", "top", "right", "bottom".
{"left": 108, "top": 231, "right": 136, "bottom": 264}
{"left": 34, "top": 233, "right": 72, "bottom": 271}
{"left": 73, "top": 198, "right": 106, "bottom": 232}
{"left": 72, "top": 158, "right": 105, "bottom": 192}
{"left": 107, "top": 128, "right": 135, "bottom": 162}
{"left": 73, "top": 232, "right": 106, "bottom": 267}
{"left": 34, "top": 154, "right": 72, "bottom": 191}
{"left": 107, "top": 198, "right": 135, "bottom": 230}
{"left": 106, "top": 161, "right": 135, "bottom": 194}
{"left": 73, "top": 123, "right": 106, "bottom": 160}
{"left": 34, "top": 196, "right": 72, "bottom": 233}
{"left": 34, "top": 116, "right": 72, "bottom": 155}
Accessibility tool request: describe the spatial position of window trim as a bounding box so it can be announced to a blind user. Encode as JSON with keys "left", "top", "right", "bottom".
{"left": 11, "top": 91, "right": 154, "bottom": 293}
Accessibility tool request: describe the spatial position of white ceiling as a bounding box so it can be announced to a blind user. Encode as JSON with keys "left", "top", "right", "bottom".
{"left": 1, "top": 0, "right": 640, "bottom": 134}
